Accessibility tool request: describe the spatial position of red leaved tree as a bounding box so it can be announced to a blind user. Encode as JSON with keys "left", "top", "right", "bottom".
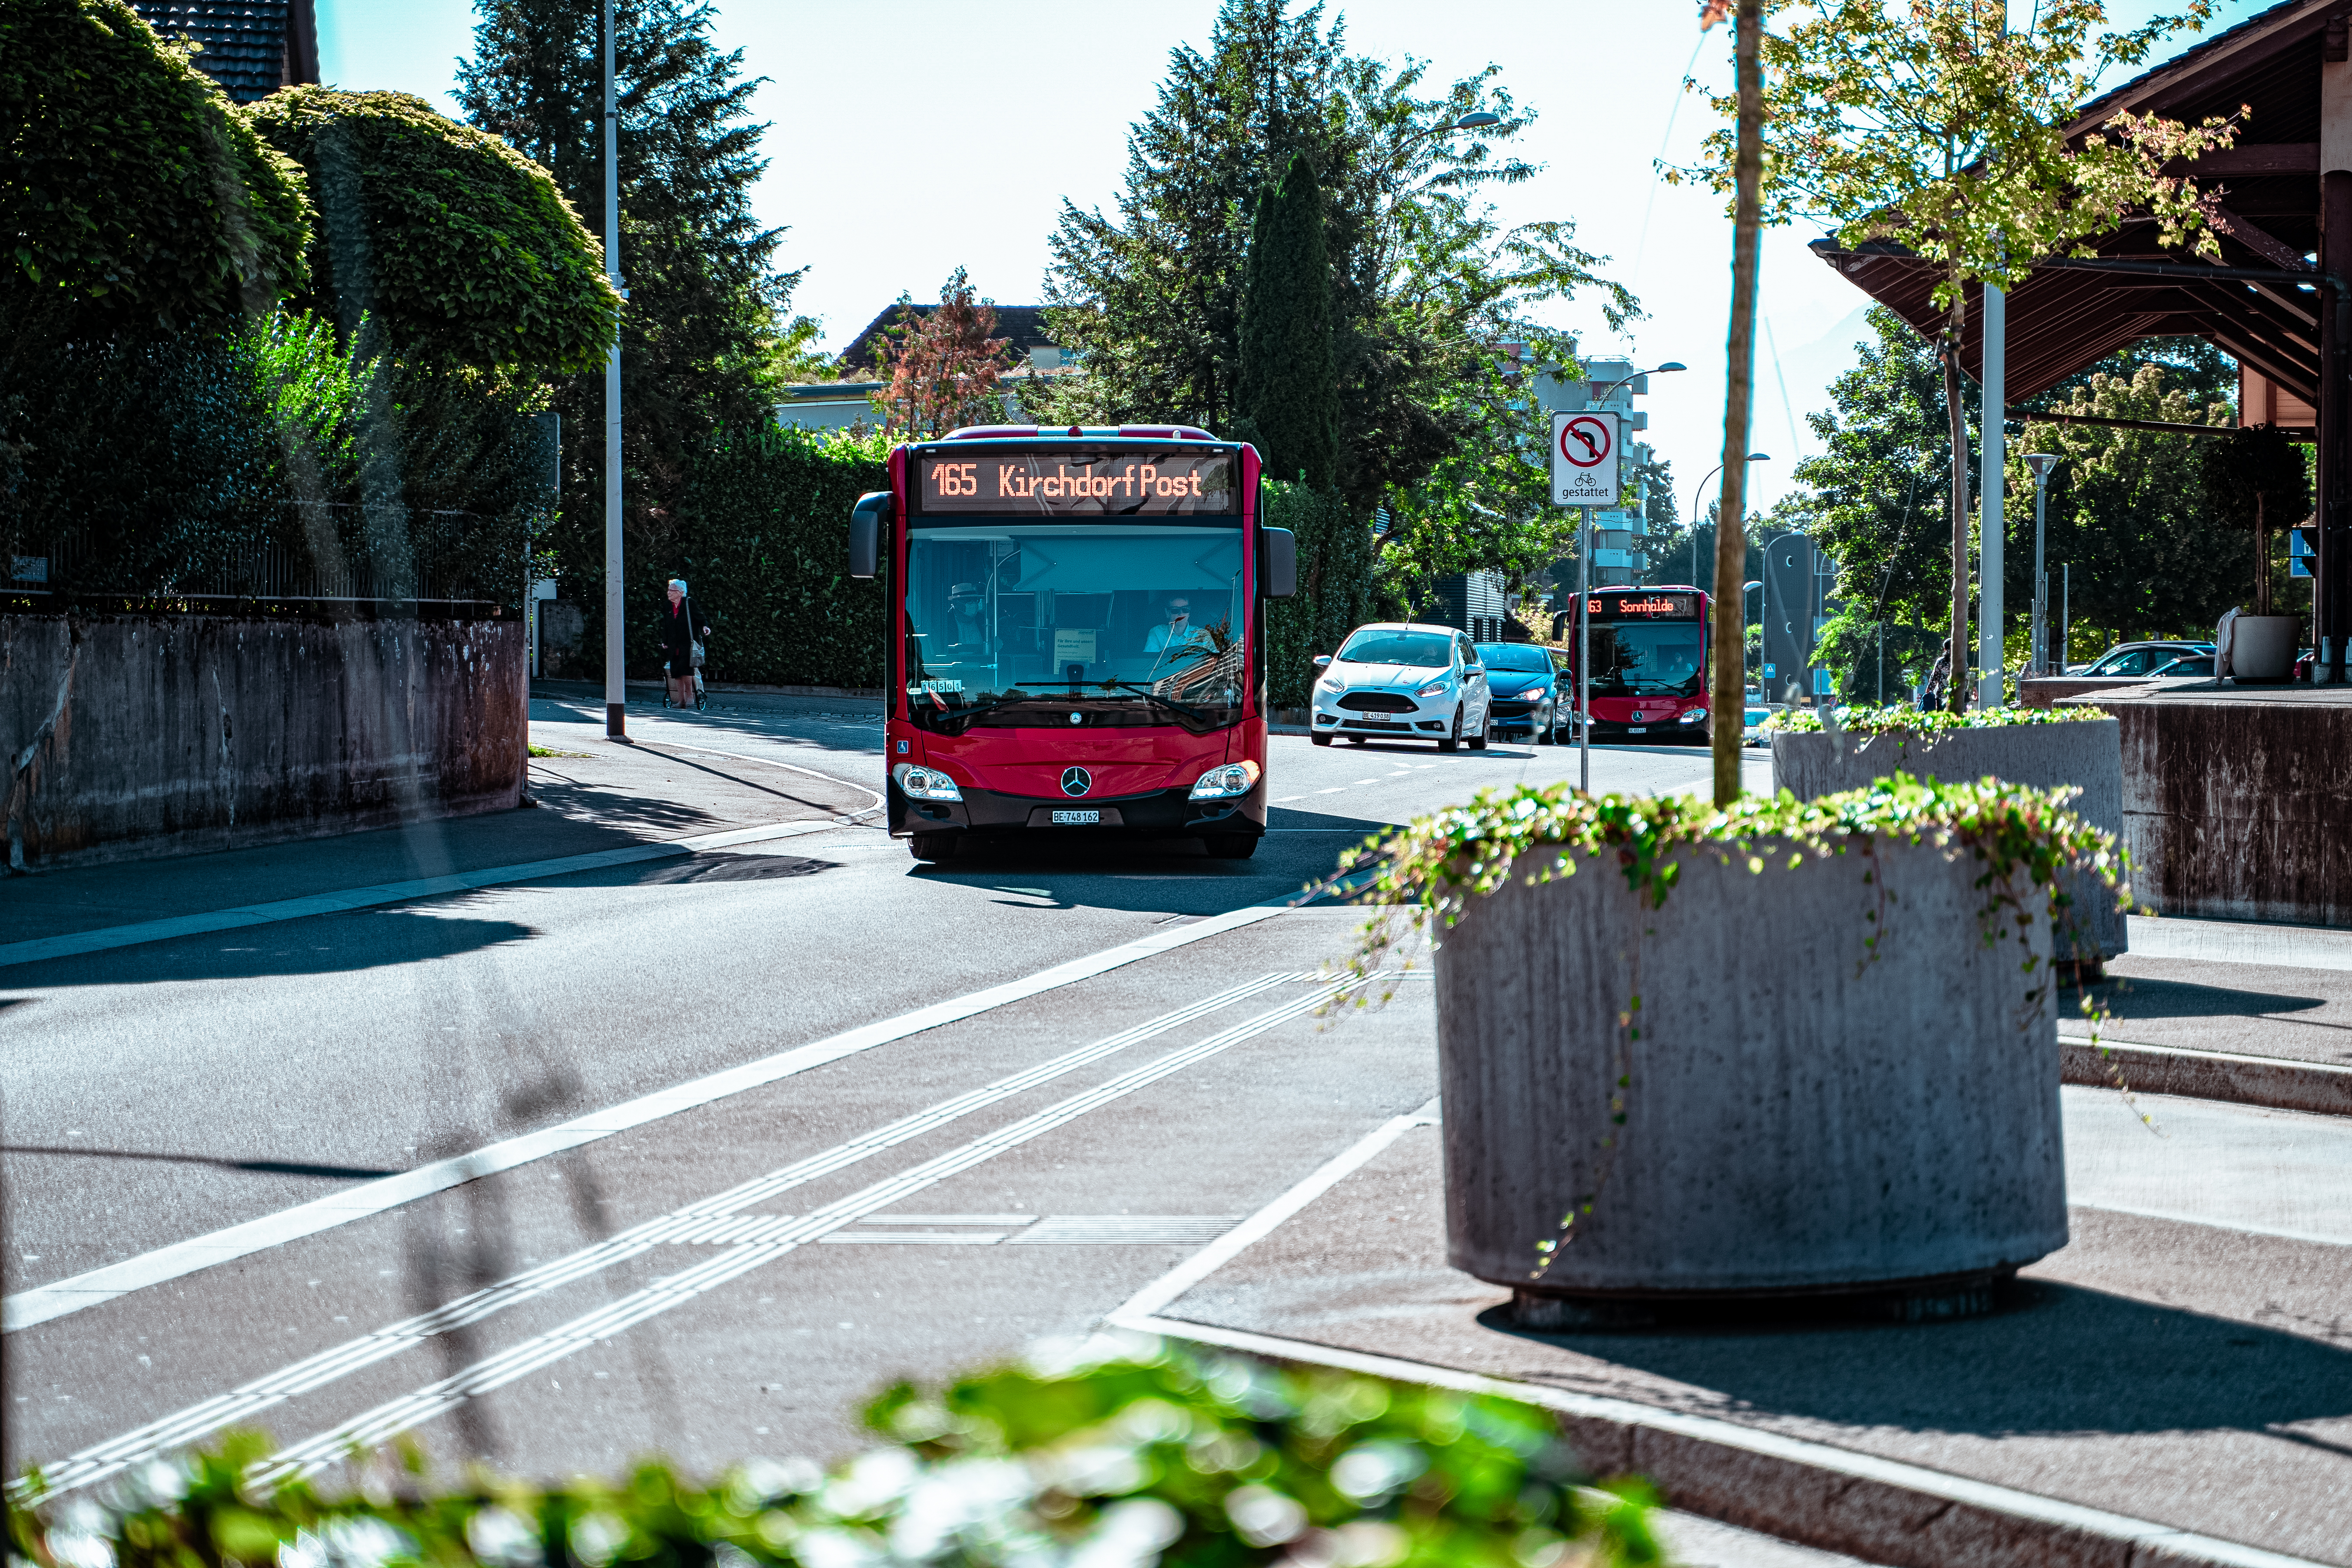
{"left": 868, "top": 269, "right": 1019, "bottom": 438}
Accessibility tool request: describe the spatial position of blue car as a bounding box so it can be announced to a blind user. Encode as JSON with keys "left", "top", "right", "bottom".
{"left": 1473, "top": 642, "right": 1568, "bottom": 744}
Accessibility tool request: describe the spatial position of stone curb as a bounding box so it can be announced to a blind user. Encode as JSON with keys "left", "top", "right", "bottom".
{"left": 1120, "top": 1317, "right": 2329, "bottom": 1568}
{"left": 2062, "top": 1036, "right": 2352, "bottom": 1118}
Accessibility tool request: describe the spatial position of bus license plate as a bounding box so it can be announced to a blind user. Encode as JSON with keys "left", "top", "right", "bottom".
{"left": 1627, "top": 725, "right": 1647, "bottom": 733}
{"left": 1051, "top": 809, "right": 1101, "bottom": 825}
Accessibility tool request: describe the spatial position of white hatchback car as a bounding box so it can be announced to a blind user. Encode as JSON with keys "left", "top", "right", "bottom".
{"left": 1309, "top": 622, "right": 1493, "bottom": 751}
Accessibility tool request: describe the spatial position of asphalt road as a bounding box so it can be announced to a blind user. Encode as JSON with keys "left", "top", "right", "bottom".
{"left": 0, "top": 694, "right": 1775, "bottom": 1500}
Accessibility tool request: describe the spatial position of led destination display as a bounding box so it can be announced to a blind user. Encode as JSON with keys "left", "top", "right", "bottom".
{"left": 1588, "top": 592, "right": 1700, "bottom": 619}
{"left": 917, "top": 448, "right": 1236, "bottom": 516}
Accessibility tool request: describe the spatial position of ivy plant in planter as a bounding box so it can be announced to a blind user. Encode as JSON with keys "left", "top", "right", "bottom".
{"left": 1338, "top": 775, "right": 2125, "bottom": 1327}
{"left": 1767, "top": 704, "right": 2126, "bottom": 963}
{"left": 8, "top": 1341, "right": 1663, "bottom": 1568}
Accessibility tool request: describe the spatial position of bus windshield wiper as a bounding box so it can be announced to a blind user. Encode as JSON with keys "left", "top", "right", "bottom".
{"left": 1090, "top": 681, "right": 1219, "bottom": 724}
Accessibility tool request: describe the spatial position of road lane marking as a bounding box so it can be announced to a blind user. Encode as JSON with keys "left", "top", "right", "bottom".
{"left": 246, "top": 980, "right": 1356, "bottom": 1490}
{"left": 1109, "top": 1098, "right": 1438, "bottom": 1324}
{"left": 12, "top": 976, "right": 1314, "bottom": 1496}
{"left": 0, "top": 888, "right": 1360, "bottom": 1333}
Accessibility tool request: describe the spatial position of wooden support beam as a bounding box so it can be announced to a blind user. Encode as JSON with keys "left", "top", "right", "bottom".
{"left": 2165, "top": 143, "right": 2319, "bottom": 176}
{"left": 2211, "top": 206, "right": 2315, "bottom": 272}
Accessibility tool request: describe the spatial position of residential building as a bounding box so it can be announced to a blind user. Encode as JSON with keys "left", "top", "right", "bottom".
{"left": 128, "top": 1, "right": 318, "bottom": 103}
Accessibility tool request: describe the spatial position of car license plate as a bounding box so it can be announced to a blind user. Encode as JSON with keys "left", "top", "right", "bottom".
{"left": 1050, "top": 809, "right": 1100, "bottom": 825}
{"left": 1627, "top": 725, "right": 1647, "bottom": 733}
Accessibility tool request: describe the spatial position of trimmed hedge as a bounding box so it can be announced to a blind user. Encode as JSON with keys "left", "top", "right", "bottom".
{"left": 246, "top": 89, "right": 619, "bottom": 378}
{"left": 660, "top": 425, "right": 890, "bottom": 688}
{"left": 9, "top": 1342, "right": 1661, "bottom": 1568}
{"left": 2, "top": 0, "right": 311, "bottom": 332}
{"left": 1264, "top": 482, "right": 1375, "bottom": 708}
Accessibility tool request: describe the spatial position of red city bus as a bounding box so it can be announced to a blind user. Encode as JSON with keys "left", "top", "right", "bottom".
{"left": 1571, "top": 585, "right": 1714, "bottom": 745}
{"left": 848, "top": 425, "right": 1295, "bottom": 863}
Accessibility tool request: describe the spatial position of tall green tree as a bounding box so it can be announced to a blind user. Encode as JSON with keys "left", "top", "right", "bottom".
{"left": 456, "top": 0, "right": 803, "bottom": 672}
{"left": 1237, "top": 153, "right": 1341, "bottom": 489}
{"left": 1039, "top": 0, "right": 1630, "bottom": 516}
{"left": 2010, "top": 367, "right": 2239, "bottom": 642}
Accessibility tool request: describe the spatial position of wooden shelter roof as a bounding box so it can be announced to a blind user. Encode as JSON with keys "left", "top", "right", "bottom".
{"left": 1814, "top": 0, "right": 2336, "bottom": 406}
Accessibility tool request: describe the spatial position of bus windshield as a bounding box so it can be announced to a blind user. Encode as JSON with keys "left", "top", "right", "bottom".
{"left": 1589, "top": 620, "right": 1704, "bottom": 696}
{"left": 904, "top": 522, "right": 1245, "bottom": 733}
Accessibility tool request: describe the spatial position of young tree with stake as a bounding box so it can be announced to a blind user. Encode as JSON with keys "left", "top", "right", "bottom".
{"left": 1681, "top": 0, "right": 2238, "bottom": 714}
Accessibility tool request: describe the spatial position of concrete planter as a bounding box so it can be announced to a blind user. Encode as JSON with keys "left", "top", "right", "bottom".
{"left": 1772, "top": 719, "right": 2125, "bottom": 961}
{"left": 1436, "top": 837, "right": 2067, "bottom": 1319}
{"left": 2229, "top": 614, "right": 2300, "bottom": 680}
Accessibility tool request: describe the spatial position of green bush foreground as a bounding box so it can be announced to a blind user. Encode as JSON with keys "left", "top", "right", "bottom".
{"left": 9, "top": 1341, "right": 1658, "bottom": 1568}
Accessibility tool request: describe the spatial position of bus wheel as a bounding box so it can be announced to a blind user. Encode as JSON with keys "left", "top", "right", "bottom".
{"left": 910, "top": 833, "right": 957, "bottom": 862}
{"left": 1205, "top": 834, "right": 1257, "bottom": 860}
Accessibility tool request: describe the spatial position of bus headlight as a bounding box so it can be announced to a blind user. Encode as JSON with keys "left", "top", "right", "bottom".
{"left": 1678, "top": 708, "right": 1709, "bottom": 724}
{"left": 1189, "top": 760, "right": 1262, "bottom": 800}
{"left": 891, "top": 763, "right": 963, "bottom": 801}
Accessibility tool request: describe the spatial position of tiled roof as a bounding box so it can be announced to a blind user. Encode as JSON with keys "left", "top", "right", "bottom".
{"left": 837, "top": 304, "right": 1058, "bottom": 372}
{"left": 128, "top": 1, "right": 319, "bottom": 103}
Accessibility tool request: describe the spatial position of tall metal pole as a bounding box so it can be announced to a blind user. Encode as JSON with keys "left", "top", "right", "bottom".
{"left": 1978, "top": 282, "right": 2005, "bottom": 708}
{"left": 601, "top": 0, "right": 626, "bottom": 739}
{"left": 1577, "top": 506, "right": 1591, "bottom": 793}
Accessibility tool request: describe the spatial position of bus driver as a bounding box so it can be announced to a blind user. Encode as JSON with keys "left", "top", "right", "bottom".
{"left": 1144, "top": 595, "right": 1210, "bottom": 654}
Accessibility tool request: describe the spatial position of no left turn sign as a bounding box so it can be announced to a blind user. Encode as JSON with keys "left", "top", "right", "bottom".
{"left": 1551, "top": 409, "right": 1621, "bottom": 506}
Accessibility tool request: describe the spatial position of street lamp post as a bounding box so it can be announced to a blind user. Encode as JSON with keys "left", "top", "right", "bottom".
{"left": 2024, "top": 453, "right": 2060, "bottom": 676}
{"left": 601, "top": 0, "right": 625, "bottom": 741}
{"left": 1684, "top": 452, "right": 1769, "bottom": 588}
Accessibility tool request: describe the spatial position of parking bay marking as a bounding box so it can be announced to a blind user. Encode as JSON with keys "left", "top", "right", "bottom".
{"left": 15, "top": 974, "right": 1329, "bottom": 1499}
{"left": 245, "top": 976, "right": 1359, "bottom": 1490}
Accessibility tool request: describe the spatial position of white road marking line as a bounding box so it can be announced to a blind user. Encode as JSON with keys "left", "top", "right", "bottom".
{"left": 851, "top": 1214, "right": 1038, "bottom": 1225}
{"left": 13, "top": 976, "right": 1307, "bottom": 1497}
{"left": 0, "top": 817, "right": 860, "bottom": 973}
{"left": 1109, "top": 1097, "right": 1438, "bottom": 1324}
{"left": 2, "top": 917, "right": 1332, "bottom": 1334}
{"left": 818, "top": 1232, "right": 1009, "bottom": 1245}
{"left": 247, "top": 980, "right": 1357, "bottom": 1490}
{"left": 1015, "top": 1216, "right": 1240, "bottom": 1245}
{"left": 1274, "top": 795, "right": 1306, "bottom": 803}
{"left": 1315, "top": 787, "right": 1345, "bottom": 794}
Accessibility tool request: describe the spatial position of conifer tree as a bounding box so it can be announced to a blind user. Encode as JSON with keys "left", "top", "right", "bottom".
{"left": 1237, "top": 154, "right": 1340, "bottom": 490}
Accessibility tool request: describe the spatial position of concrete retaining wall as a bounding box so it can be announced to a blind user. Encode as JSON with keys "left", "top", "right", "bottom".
{"left": 1434, "top": 837, "right": 2068, "bottom": 1301}
{"left": 3, "top": 612, "right": 525, "bottom": 870}
{"left": 2068, "top": 684, "right": 2352, "bottom": 924}
{"left": 1771, "top": 721, "right": 2127, "bottom": 960}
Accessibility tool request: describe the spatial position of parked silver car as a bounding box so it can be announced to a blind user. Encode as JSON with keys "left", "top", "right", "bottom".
{"left": 1310, "top": 623, "right": 1494, "bottom": 751}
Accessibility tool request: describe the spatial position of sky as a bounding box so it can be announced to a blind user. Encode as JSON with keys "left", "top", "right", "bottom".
{"left": 316, "top": 0, "right": 2264, "bottom": 522}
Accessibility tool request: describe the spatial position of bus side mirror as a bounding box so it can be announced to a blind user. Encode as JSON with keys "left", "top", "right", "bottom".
{"left": 1260, "top": 527, "right": 1297, "bottom": 598}
{"left": 849, "top": 491, "right": 892, "bottom": 579}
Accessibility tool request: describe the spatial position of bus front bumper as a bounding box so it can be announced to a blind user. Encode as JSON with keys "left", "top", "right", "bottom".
{"left": 889, "top": 780, "right": 1267, "bottom": 842}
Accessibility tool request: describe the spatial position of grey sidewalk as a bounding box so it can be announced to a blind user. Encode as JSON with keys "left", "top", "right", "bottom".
{"left": 0, "top": 708, "right": 873, "bottom": 952}
{"left": 1140, "top": 1097, "right": 2352, "bottom": 1567}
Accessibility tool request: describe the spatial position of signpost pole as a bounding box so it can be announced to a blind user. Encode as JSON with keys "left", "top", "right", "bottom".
{"left": 1578, "top": 507, "right": 1591, "bottom": 793}
{"left": 1551, "top": 408, "right": 1618, "bottom": 795}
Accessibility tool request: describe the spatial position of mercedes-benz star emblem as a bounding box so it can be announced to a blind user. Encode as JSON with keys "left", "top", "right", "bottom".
{"left": 1060, "top": 767, "right": 1091, "bottom": 798}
